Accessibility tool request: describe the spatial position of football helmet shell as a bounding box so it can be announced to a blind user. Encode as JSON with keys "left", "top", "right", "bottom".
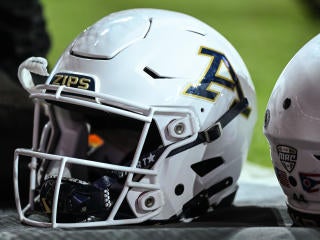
{"left": 14, "top": 8, "right": 256, "bottom": 228}
{"left": 264, "top": 34, "right": 320, "bottom": 226}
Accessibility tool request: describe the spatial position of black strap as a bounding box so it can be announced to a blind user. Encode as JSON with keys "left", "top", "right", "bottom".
{"left": 199, "top": 97, "right": 249, "bottom": 143}
{"left": 167, "top": 97, "right": 249, "bottom": 157}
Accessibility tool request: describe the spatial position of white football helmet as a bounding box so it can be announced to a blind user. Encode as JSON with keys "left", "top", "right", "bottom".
{"left": 264, "top": 34, "right": 320, "bottom": 226}
{"left": 14, "top": 8, "right": 256, "bottom": 228}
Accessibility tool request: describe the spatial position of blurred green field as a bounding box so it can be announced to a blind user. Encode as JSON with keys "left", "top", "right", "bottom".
{"left": 41, "top": 0, "right": 320, "bottom": 167}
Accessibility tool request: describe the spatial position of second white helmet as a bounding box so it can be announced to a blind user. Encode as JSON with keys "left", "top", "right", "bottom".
{"left": 264, "top": 34, "right": 320, "bottom": 226}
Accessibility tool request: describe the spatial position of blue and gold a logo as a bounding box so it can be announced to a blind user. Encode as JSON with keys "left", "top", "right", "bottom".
{"left": 183, "top": 46, "right": 250, "bottom": 117}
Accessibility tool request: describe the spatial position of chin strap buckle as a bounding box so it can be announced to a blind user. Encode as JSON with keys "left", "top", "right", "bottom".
{"left": 203, "top": 122, "right": 222, "bottom": 143}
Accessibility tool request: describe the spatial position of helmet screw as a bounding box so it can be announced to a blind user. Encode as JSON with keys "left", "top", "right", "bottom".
{"left": 144, "top": 196, "right": 155, "bottom": 208}
{"left": 174, "top": 123, "right": 185, "bottom": 135}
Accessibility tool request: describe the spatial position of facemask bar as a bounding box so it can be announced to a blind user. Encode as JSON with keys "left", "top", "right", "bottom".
{"left": 31, "top": 83, "right": 152, "bottom": 117}
{"left": 14, "top": 90, "right": 199, "bottom": 228}
{"left": 14, "top": 112, "right": 162, "bottom": 228}
{"left": 14, "top": 146, "right": 161, "bottom": 227}
{"left": 13, "top": 84, "right": 156, "bottom": 227}
{"left": 28, "top": 98, "right": 42, "bottom": 210}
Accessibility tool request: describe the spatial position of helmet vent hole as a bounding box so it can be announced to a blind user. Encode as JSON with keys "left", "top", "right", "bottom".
{"left": 283, "top": 98, "right": 291, "bottom": 110}
{"left": 191, "top": 157, "right": 224, "bottom": 177}
{"left": 264, "top": 109, "right": 270, "bottom": 129}
{"left": 289, "top": 176, "right": 297, "bottom": 187}
{"left": 143, "top": 67, "right": 173, "bottom": 79}
{"left": 175, "top": 184, "right": 184, "bottom": 196}
{"left": 314, "top": 155, "right": 320, "bottom": 160}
